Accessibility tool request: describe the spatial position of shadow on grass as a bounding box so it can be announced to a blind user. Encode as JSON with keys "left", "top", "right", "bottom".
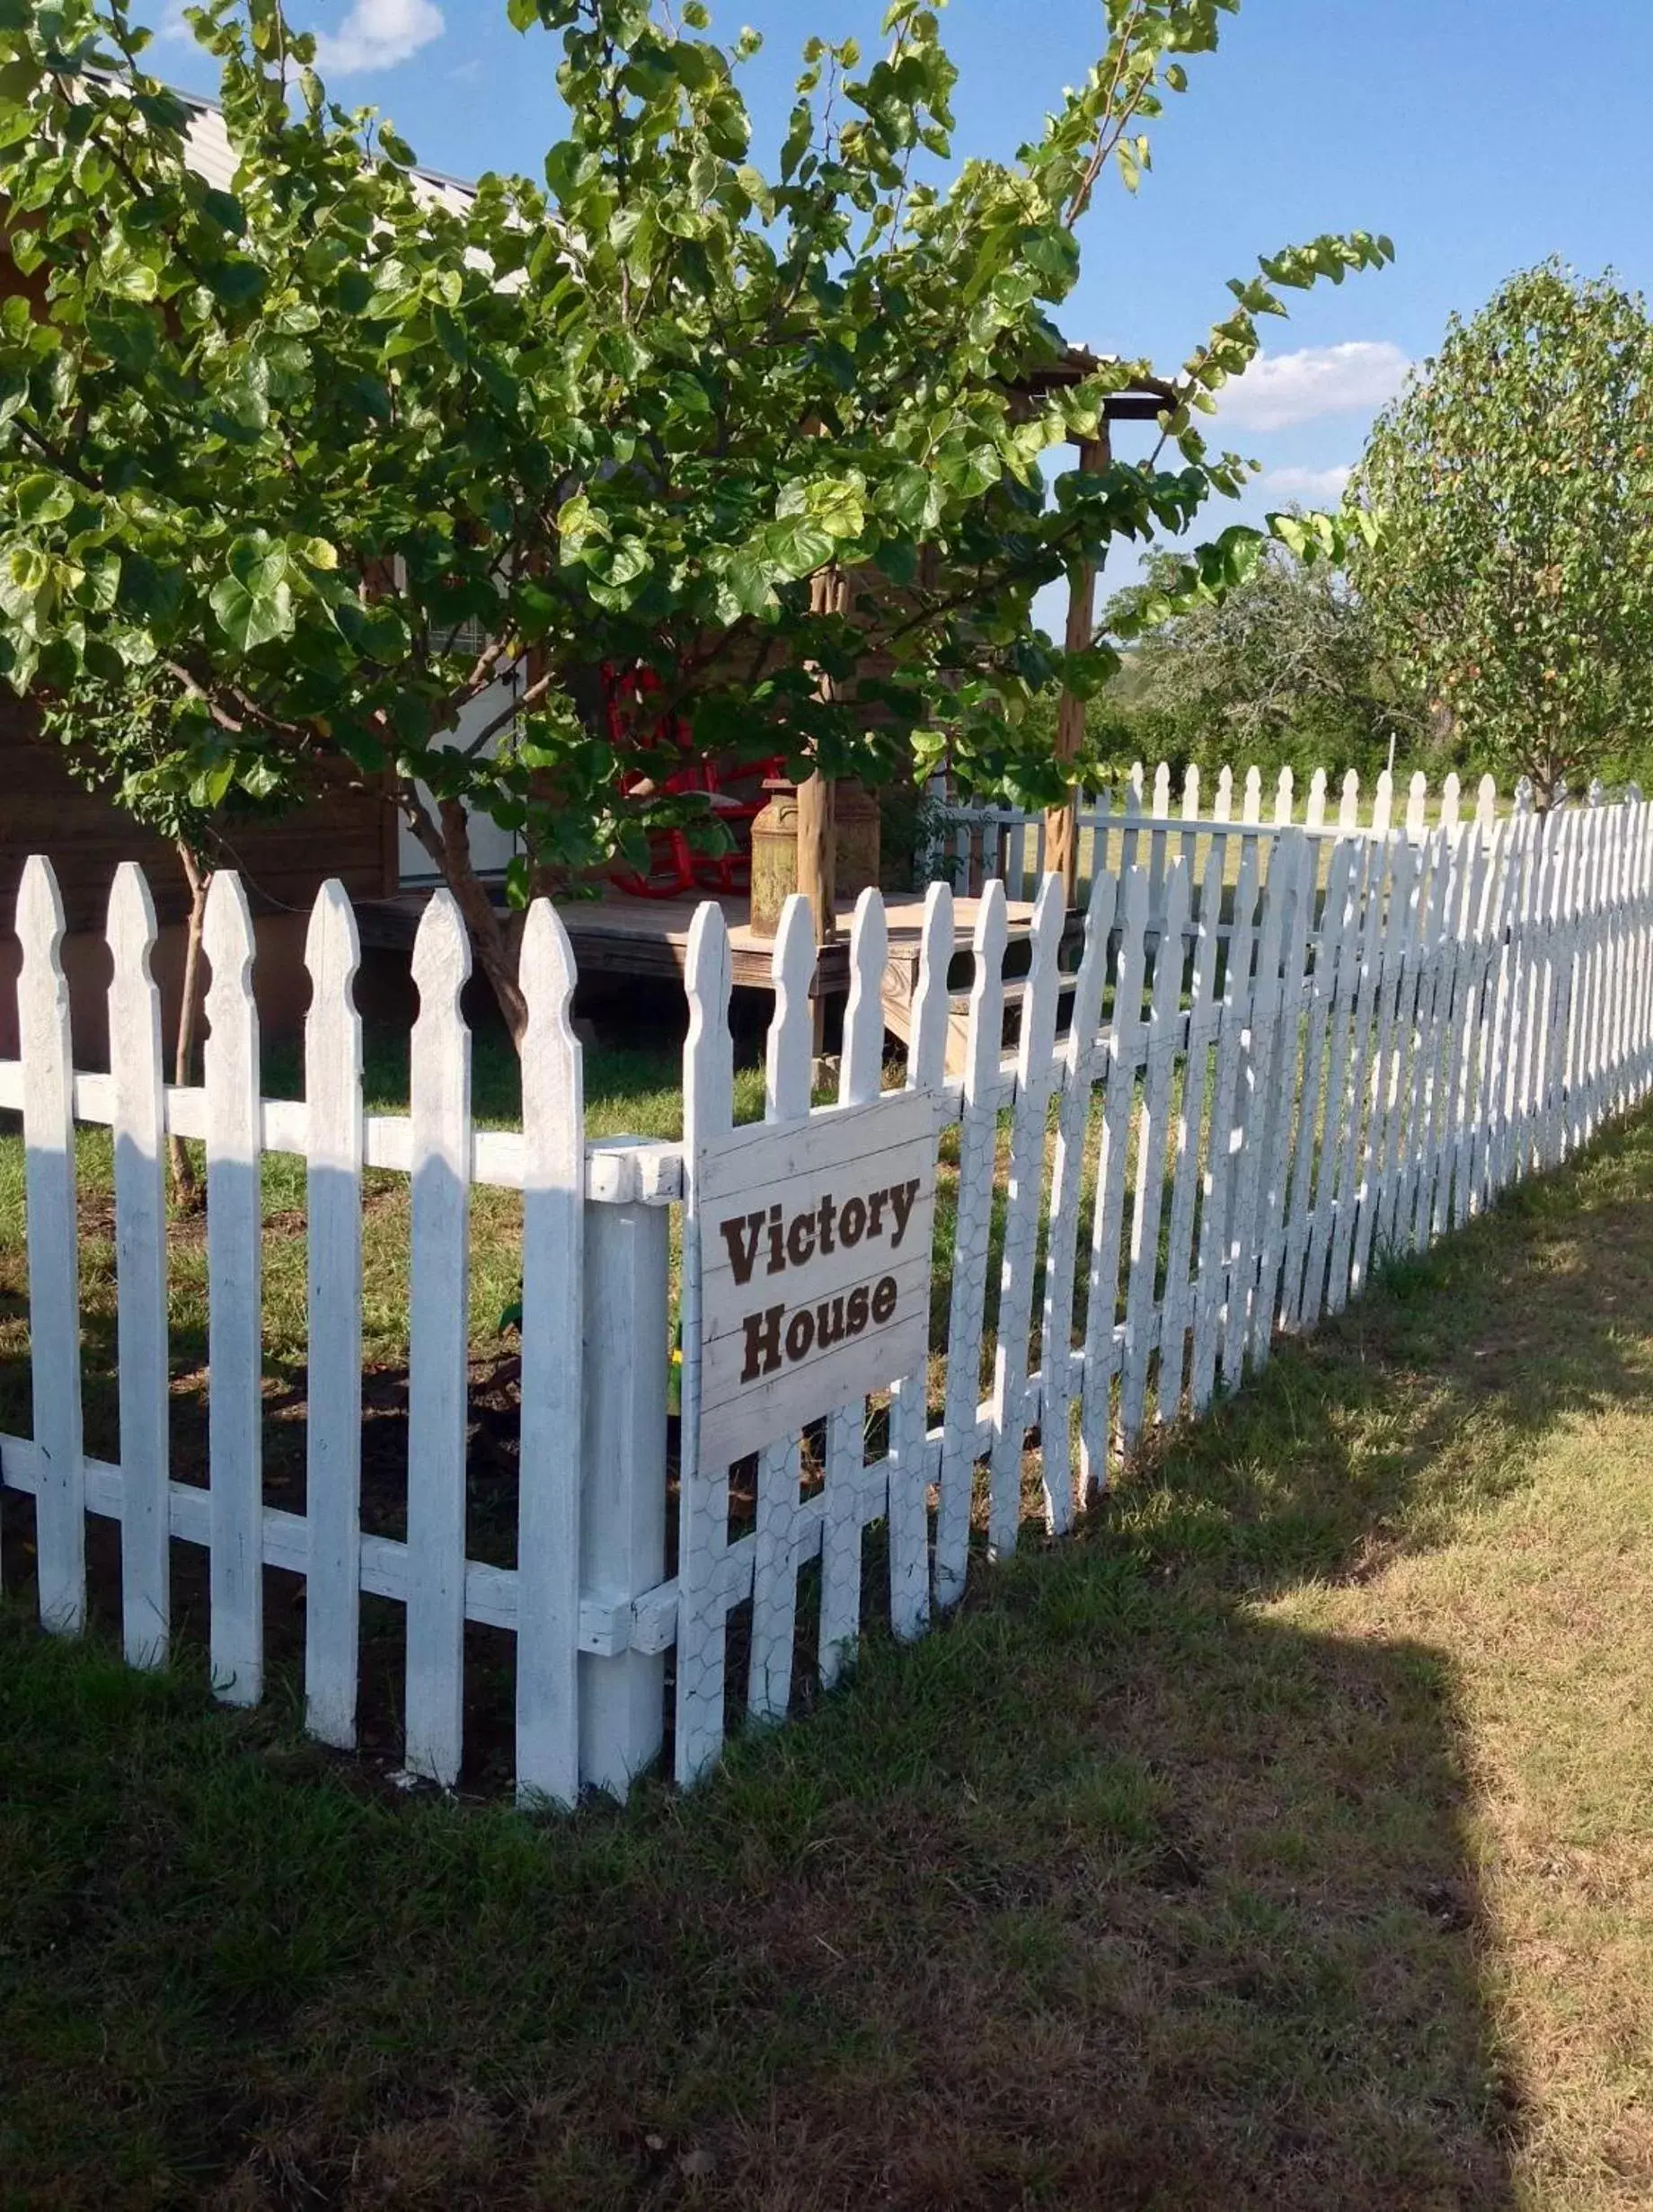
{"left": 7, "top": 1116, "right": 1653, "bottom": 2204}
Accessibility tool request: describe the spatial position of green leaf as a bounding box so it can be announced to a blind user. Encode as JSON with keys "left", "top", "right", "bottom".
{"left": 881, "top": 464, "right": 936, "bottom": 533}
{"left": 210, "top": 571, "right": 296, "bottom": 651}
{"left": 765, "top": 513, "right": 836, "bottom": 579}
{"left": 13, "top": 474, "right": 74, "bottom": 527}
{"left": 207, "top": 259, "right": 267, "bottom": 308}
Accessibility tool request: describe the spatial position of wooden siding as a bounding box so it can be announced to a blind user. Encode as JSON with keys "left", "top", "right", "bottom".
{"left": 0, "top": 697, "right": 395, "bottom": 932}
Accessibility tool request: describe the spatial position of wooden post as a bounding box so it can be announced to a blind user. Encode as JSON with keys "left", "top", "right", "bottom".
{"left": 800, "top": 567, "right": 846, "bottom": 1059}
{"left": 579, "top": 1147, "right": 669, "bottom": 1800}
{"left": 796, "top": 770, "right": 836, "bottom": 948}
{"left": 1046, "top": 429, "right": 1110, "bottom": 907}
{"left": 798, "top": 566, "right": 849, "bottom": 951}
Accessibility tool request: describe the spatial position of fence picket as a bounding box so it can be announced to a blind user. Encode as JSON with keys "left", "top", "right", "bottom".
{"left": 1158, "top": 843, "right": 1224, "bottom": 1419}
{"left": 1190, "top": 840, "right": 1258, "bottom": 1409}
{"left": 1281, "top": 840, "right": 1357, "bottom": 1328}
{"left": 107, "top": 864, "right": 169, "bottom": 1665}
{"left": 818, "top": 889, "right": 888, "bottom": 1688}
{"left": 515, "top": 898, "right": 584, "bottom": 1808}
{"left": 16, "top": 856, "right": 84, "bottom": 1632}
{"left": 747, "top": 895, "right": 815, "bottom": 1717}
{"left": 888, "top": 880, "right": 953, "bottom": 1632}
{"left": 1471, "top": 818, "right": 1530, "bottom": 1210}
{"left": 1039, "top": 871, "right": 1117, "bottom": 1523}
{"left": 934, "top": 883, "right": 1008, "bottom": 1606}
{"left": 1219, "top": 836, "right": 1293, "bottom": 1389}
{"left": 1082, "top": 865, "right": 1154, "bottom": 1468}
{"left": 676, "top": 902, "right": 736, "bottom": 1780}
{"left": 1445, "top": 823, "right": 1494, "bottom": 1231}
{"left": 405, "top": 892, "right": 473, "bottom": 1784}
{"left": 987, "top": 875, "right": 1065, "bottom": 1552}
{"left": 1372, "top": 836, "right": 1434, "bottom": 1274}
{"left": 1325, "top": 841, "right": 1392, "bottom": 1315}
{"left": 1246, "top": 832, "right": 1316, "bottom": 1370}
{"left": 1351, "top": 836, "right": 1419, "bottom": 1296}
{"left": 1120, "top": 861, "right": 1189, "bottom": 1444}
{"left": 203, "top": 872, "right": 262, "bottom": 1703}
{"left": 303, "top": 881, "right": 365, "bottom": 1751}
{"left": 1515, "top": 811, "right": 1566, "bottom": 1183}
{"left": 1453, "top": 823, "right": 1513, "bottom": 1226}
{"left": 1402, "top": 831, "right": 1464, "bottom": 1252}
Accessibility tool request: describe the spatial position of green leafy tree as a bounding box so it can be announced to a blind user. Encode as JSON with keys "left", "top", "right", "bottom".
{"left": 1351, "top": 261, "right": 1653, "bottom": 805}
{"left": 0, "top": 0, "right": 1391, "bottom": 1035}
{"left": 38, "top": 673, "right": 245, "bottom": 1199}
{"left": 1097, "top": 538, "right": 1425, "bottom": 783}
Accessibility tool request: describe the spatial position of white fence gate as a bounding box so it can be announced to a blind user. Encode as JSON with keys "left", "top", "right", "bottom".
{"left": 4, "top": 790, "right": 1652, "bottom": 1799}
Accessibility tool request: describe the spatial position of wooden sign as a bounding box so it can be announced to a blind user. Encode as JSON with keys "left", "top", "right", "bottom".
{"left": 695, "top": 1089, "right": 938, "bottom": 1469}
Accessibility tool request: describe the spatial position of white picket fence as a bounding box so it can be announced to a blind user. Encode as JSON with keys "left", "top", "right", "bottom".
{"left": 4, "top": 789, "right": 1653, "bottom": 1799}
{"left": 936, "top": 757, "right": 1613, "bottom": 902}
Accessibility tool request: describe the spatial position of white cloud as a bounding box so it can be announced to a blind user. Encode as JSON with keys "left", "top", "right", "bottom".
{"left": 1218, "top": 341, "right": 1410, "bottom": 432}
{"left": 1260, "top": 463, "right": 1353, "bottom": 502}
{"left": 312, "top": 0, "right": 446, "bottom": 75}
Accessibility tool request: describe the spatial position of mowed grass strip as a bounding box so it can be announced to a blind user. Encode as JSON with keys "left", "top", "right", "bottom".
{"left": 4, "top": 1107, "right": 1653, "bottom": 2203}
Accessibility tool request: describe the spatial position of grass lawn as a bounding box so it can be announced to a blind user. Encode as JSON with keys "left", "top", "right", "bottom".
{"left": 5, "top": 1099, "right": 1653, "bottom": 2204}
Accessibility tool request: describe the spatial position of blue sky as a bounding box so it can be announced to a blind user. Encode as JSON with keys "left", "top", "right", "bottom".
{"left": 155, "top": 0, "right": 1653, "bottom": 602}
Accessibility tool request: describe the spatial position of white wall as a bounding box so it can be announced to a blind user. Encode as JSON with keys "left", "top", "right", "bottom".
{"left": 398, "top": 669, "right": 523, "bottom": 886}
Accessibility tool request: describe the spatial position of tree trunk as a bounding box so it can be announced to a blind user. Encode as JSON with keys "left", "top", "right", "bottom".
{"left": 403, "top": 788, "right": 530, "bottom": 1047}
{"left": 170, "top": 840, "right": 208, "bottom": 1209}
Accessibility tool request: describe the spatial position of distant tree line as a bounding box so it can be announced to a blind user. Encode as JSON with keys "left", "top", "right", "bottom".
{"left": 1056, "top": 261, "right": 1653, "bottom": 802}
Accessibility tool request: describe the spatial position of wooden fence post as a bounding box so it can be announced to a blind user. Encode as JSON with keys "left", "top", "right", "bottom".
{"left": 203, "top": 871, "right": 262, "bottom": 1704}
{"left": 517, "top": 899, "right": 586, "bottom": 1809}
{"left": 579, "top": 1147, "right": 669, "bottom": 1801}
{"left": 108, "top": 864, "right": 170, "bottom": 1666}
{"left": 17, "top": 855, "right": 84, "bottom": 1632}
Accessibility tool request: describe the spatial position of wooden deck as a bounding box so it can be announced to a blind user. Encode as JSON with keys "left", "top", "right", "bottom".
{"left": 358, "top": 884, "right": 1043, "bottom": 994}
{"left": 358, "top": 882, "right": 1080, "bottom": 1074}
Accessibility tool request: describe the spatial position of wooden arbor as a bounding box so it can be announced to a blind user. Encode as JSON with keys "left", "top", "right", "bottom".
{"left": 791, "top": 358, "right": 1176, "bottom": 941}
{"left": 1019, "top": 355, "right": 1178, "bottom": 906}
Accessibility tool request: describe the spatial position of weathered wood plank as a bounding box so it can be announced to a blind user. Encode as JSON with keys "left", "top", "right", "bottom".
{"left": 1157, "top": 845, "right": 1223, "bottom": 1417}
{"left": 1039, "top": 871, "right": 1117, "bottom": 1522}
{"left": 887, "top": 881, "right": 953, "bottom": 1633}
{"left": 404, "top": 892, "right": 472, "bottom": 1785}
{"left": 986, "top": 874, "right": 1065, "bottom": 1553}
{"left": 1084, "top": 864, "right": 1154, "bottom": 1458}
{"left": 202, "top": 873, "right": 264, "bottom": 1703}
{"left": 107, "top": 864, "right": 170, "bottom": 1664}
{"left": 16, "top": 856, "right": 84, "bottom": 1632}
{"left": 1120, "top": 861, "right": 1189, "bottom": 1442}
{"left": 516, "top": 898, "right": 584, "bottom": 1807}
{"left": 676, "top": 901, "right": 736, "bottom": 1781}
{"left": 934, "top": 883, "right": 1008, "bottom": 1607}
{"left": 303, "top": 881, "right": 365, "bottom": 1750}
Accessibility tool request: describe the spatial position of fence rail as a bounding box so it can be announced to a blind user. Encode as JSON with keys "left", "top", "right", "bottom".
{"left": 4, "top": 788, "right": 1652, "bottom": 1798}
